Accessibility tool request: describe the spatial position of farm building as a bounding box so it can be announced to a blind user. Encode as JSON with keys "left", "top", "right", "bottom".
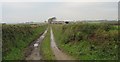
{"left": 52, "top": 21, "right": 64, "bottom": 24}
{"left": 48, "top": 17, "right": 69, "bottom": 24}
{"left": 52, "top": 21, "right": 69, "bottom": 24}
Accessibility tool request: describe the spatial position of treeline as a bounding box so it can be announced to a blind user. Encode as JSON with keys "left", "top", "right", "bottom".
{"left": 52, "top": 23, "right": 118, "bottom": 60}
{"left": 2, "top": 24, "right": 47, "bottom": 60}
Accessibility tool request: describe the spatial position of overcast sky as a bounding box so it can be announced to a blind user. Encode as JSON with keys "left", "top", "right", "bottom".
{"left": 0, "top": 0, "right": 119, "bottom": 23}
{"left": 0, "top": 0, "right": 119, "bottom": 2}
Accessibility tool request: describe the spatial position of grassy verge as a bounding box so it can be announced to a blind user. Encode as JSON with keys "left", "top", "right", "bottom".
{"left": 2, "top": 24, "right": 47, "bottom": 60}
{"left": 52, "top": 23, "right": 118, "bottom": 60}
{"left": 41, "top": 27, "right": 55, "bottom": 60}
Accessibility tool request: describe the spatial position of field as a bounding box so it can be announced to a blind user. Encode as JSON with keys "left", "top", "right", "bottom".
{"left": 2, "top": 24, "right": 46, "bottom": 60}
{"left": 52, "top": 23, "right": 118, "bottom": 60}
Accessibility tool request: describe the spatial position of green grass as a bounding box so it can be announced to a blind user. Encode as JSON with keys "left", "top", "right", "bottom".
{"left": 2, "top": 24, "right": 47, "bottom": 60}
{"left": 41, "top": 27, "right": 55, "bottom": 60}
{"left": 52, "top": 23, "right": 118, "bottom": 60}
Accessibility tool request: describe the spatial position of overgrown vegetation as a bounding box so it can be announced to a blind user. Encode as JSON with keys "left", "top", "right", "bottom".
{"left": 2, "top": 24, "right": 46, "bottom": 60}
{"left": 52, "top": 23, "right": 118, "bottom": 60}
{"left": 0, "top": 24, "right": 2, "bottom": 61}
{"left": 41, "top": 27, "right": 55, "bottom": 60}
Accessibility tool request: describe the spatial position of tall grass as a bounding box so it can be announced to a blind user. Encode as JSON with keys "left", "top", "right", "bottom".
{"left": 2, "top": 24, "right": 47, "bottom": 60}
{"left": 52, "top": 23, "right": 118, "bottom": 60}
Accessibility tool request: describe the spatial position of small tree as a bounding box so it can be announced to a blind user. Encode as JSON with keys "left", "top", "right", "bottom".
{"left": 48, "top": 17, "right": 56, "bottom": 24}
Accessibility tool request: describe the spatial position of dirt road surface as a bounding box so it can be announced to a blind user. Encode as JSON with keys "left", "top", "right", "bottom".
{"left": 26, "top": 29, "right": 48, "bottom": 60}
{"left": 50, "top": 28, "right": 74, "bottom": 60}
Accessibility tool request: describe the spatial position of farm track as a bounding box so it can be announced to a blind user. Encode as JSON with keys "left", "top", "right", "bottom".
{"left": 25, "top": 27, "right": 74, "bottom": 60}
{"left": 25, "top": 29, "right": 48, "bottom": 60}
{"left": 50, "top": 28, "right": 74, "bottom": 60}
